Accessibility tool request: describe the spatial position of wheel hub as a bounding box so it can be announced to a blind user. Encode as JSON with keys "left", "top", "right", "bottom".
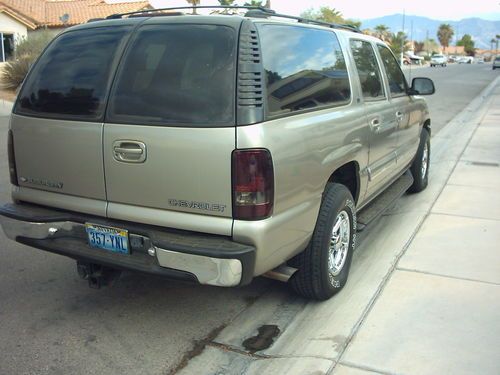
{"left": 328, "top": 210, "right": 350, "bottom": 277}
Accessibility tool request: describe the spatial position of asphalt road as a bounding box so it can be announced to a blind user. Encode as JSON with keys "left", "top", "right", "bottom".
{"left": 0, "top": 63, "right": 497, "bottom": 375}
{"left": 404, "top": 63, "right": 496, "bottom": 134}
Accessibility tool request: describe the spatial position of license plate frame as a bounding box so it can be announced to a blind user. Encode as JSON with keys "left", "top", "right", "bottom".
{"left": 85, "top": 223, "right": 129, "bottom": 254}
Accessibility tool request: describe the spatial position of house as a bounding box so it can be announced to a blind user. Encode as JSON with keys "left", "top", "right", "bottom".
{"left": 443, "top": 45, "right": 465, "bottom": 56}
{"left": 0, "top": 0, "right": 152, "bottom": 62}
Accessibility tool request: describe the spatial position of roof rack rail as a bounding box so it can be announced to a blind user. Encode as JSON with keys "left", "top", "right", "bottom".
{"left": 105, "top": 5, "right": 361, "bottom": 33}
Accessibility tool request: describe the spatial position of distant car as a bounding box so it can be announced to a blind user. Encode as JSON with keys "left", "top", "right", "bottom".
{"left": 430, "top": 54, "right": 447, "bottom": 67}
{"left": 476, "top": 57, "right": 485, "bottom": 64}
{"left": 458, "top": 56, "right": 473, "bottom": 64}
{"left": 493, "top": 56, "right": 500, "bottom": 70}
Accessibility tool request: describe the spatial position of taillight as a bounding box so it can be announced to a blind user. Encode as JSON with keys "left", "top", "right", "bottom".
{"left": 7, "top": 129, "right": 18, "bottom": 186}
{"left": 232, "top": 149, "right": 274, "bottom": 220}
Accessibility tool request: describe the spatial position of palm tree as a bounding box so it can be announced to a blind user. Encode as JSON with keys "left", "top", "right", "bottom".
{"left": 185, "top": 0, "right": 200, "bottom": 14}
{"left": 374, "top": 24, "right": 390, "bottom": 42}
{"left": 389, "top": 31, "right": 409, "bottom": 56}
{"left": 437, "top": 24, "right": 454, "bottom": 53}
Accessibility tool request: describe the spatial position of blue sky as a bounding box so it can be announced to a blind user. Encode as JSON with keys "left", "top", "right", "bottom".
{"left": 147, "top": 0, "right": 500, "bottom": 21}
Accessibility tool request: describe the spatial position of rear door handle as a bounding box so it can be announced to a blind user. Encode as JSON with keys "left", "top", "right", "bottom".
{"left": 113, "top": 140, "right": 147, "bottom": 163}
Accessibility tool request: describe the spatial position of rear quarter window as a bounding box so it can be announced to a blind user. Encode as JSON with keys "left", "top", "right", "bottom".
{"left": 15, "top": 27, "right": 130, "bottom": 121}
{"left": 257, "top": 24, "right": 351, "bottom": 117}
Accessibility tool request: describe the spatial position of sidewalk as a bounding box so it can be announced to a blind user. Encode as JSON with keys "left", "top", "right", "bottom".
{"left": 177, "top": 78, "right": 500, "bottom": 375}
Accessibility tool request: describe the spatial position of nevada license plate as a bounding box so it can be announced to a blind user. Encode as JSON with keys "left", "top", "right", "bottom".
{"left": 85, "top": 223, "right": 129, "bottom": 254}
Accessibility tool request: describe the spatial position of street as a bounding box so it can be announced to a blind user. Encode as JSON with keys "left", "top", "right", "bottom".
{"left": 0, "top": 63, "right": 498, "bottom": 375}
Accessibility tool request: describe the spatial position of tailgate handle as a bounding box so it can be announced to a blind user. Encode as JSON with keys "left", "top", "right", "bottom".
{"left": 113, "top": 141, "right": 147, "bottom": 163}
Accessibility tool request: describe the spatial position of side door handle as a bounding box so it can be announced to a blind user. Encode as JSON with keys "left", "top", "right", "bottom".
{"left": 370, "top": 117, "right": 381, "bottom": 133}
{"left": 396, "top": 111, "right": 404, "bottom": 120}
{"left": 113, "top": 140, "right": 147, "bottom": 163}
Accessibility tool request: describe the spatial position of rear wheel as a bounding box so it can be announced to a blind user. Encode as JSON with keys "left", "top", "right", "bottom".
{"left": 289, "top": 183, "right": 356, "bottom": 300}
{"left": 408, "top": 128, "right": 430, "bottom": 193}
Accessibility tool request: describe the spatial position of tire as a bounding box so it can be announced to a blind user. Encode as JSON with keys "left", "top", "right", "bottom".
{"left": 408, "top": 128, "right": 430, "bottom": 193}
{"left": 289, "top": 183, "right": 357, "bottom": 300}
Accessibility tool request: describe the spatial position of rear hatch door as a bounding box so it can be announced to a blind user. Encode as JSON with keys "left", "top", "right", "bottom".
{"left": 11, "top": 25, "right": 133, "bottom": 215}
{"left": 103, "top": 23, "right": 237, "bottom": 235}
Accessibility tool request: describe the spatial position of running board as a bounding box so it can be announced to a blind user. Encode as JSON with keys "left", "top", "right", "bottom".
{"left": 357, "top": 171, "right": 414, "bottom": 231}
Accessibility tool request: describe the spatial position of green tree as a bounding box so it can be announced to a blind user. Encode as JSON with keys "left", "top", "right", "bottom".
{"left": 374, "top": 24, "right": 391, "bottom": 42}
{"left": 457, "top": 34, "right": 475, "bottom": 56}
{"left": 389, "top": 31, "right": 409, "bottom": 56}
{"left": 217, "top": 0, "right": 235, "bottom": 14}
{"left": 185, "top": 0, "right": 200, "bottom": 14}
{"left": 244, "top": 0, "right": 263, "bottom": 6}
{"left": 414, "top": 41, "right": 425, "bottom": 54}
{"left": 424, "top": 38, "right": 440, "bottom": 55}
{"left": 300, "top": 7, "right": 360, "bottom": 28}
{"left": 437, "top": 24, "right": 454, "bottom": 53}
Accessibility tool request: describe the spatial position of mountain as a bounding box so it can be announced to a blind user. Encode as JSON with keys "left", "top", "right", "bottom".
{"left": 361, "top": 14, "right": 500, "bottom": 50}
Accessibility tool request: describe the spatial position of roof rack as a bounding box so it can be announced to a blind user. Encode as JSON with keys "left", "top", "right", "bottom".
{"left": 105, "top": 5, "right": 361, "bottom": 33}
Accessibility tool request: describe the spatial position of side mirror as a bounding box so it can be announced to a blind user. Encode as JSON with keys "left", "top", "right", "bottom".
{"left": 409, "top": 77, "right": 435, "bottom": 96}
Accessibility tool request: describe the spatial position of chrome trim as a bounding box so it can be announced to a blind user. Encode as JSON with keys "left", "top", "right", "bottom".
{"left": 0, "top": 216, "right": 82, "bottom": 240}
{"left": 155, "top": 248, "right": 242, "bottom": 287}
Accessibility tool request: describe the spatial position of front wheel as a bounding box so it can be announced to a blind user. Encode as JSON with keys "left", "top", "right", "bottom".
{"left": 289, "top": 183, "right": 357, "bottom": 300}
{"left": 408, "top": 128, "right": 430, "bottom": 193}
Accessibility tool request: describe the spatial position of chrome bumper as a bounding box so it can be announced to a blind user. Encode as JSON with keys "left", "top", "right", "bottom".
{"left": 0, "top": 215, "right": 243, "bottom": 287}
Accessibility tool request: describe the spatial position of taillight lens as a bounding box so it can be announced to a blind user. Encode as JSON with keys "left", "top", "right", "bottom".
{"left": 7, "top": 129, "right": 18, "bottom": 186}
{"left": 232, "top": 149, "right": 274, "bottom": 220}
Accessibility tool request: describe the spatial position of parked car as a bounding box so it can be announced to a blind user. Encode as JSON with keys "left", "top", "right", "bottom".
{"left": 0, "top": 7, "right": 435, "bottom": 300}
{"left": 458, "top": 56, "right": 473, "bottom": 64}
{"left": 430, "top": 54, "right": 447, "bottom": 67}
{"left": 493, "top": 56, "right": 500, "bottom": 70}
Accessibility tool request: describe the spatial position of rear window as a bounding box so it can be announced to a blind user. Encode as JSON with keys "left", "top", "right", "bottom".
{"left": 15, "top": 27, "right": 130, "bottom": 121}
{"left": 257, "top": 24, "right": 351, "bottom": 117}
{"left": 107, "top": 24, "right": 236, "bottom": 127}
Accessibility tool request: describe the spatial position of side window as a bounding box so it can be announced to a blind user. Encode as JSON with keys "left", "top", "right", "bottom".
{"left": 377, "top": 45, "right": 408, "bottom": 97}
{"left": 350, "top": 39, "right": 385, "bottom": 101}
{"left": 257, "top": 25, "right": 350, "bottom": 117}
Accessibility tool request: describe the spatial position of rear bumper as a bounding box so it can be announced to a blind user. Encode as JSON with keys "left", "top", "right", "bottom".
{"left": 0, "top": 203, "right": 255, "bottom": 287}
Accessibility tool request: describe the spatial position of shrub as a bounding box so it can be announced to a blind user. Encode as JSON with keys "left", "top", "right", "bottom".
{"left": 1, "top": 30, "right": 55, "bottom": 90}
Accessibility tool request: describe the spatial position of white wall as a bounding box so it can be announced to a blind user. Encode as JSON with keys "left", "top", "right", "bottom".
{"left": 0, "top": 12, "right": 29, "bottom": 41}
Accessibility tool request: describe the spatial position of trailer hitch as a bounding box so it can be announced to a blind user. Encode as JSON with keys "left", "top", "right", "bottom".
{"left": 77, "top": 261, "right": 122, "bottom": 289}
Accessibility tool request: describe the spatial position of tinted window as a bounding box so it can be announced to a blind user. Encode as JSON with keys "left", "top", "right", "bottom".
{"left": 258, "top": 25, "right": 350, "bottom": 117}
{"left": 16, "top": 27, "right": 129, "bottom": 120}
{"left": 107, "top": 25, "right": 235, "bottom": 126}
{"left": 377, "top": 45, "right": 408, "bottom": 96}
{"left": 350, "top": 40, "right": 385, "bottom": 100}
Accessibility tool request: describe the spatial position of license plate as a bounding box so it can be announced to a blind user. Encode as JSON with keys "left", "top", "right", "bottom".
{"left": 85, "top": 223, "right": 129, "bottom": 254}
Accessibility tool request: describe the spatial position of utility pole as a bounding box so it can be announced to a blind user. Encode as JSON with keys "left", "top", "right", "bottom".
{"left": 401, "top": 9, "right": 406, "bottom": 65}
